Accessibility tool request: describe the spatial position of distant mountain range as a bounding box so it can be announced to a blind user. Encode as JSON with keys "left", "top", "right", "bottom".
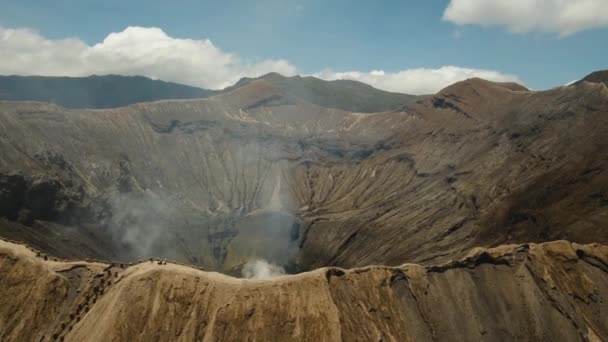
{"left": 1, "top": 70, "right": 604, "bottom": 113}
{"left": 0, "top": 75, "right": 213, "bottom": 109}
{"left": 0, "top": 73, "right": 419, "bottom": 112}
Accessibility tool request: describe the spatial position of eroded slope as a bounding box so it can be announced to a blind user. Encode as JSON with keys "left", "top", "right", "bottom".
{"left": 1, "top": 239, "right": 607, "bottom": 341}
{"left": 0, "top": 78, "right": 607, "bottom": 272}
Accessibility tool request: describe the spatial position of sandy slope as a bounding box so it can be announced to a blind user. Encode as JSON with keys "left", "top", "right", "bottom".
{"left": 1, "top": 238, "right": 607, "bottom": 341}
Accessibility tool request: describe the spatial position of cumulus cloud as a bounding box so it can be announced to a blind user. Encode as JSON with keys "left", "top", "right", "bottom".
{"left": 443, "top": 0, "right": 608, "bottom": 36}
{"left": 0, "top": 25, "right": 521, "bottom": 94}
{"left": 0, "top": 26, "right": 296, "bottom": 89}
{"left": 313, "top": 66, "right": 522, "bottom": 95}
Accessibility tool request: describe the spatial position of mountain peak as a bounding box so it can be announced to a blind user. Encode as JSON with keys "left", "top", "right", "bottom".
{"left": 225, "top": 73, "right": 417, "bottom": 113}
{"left": 439, "top": 77, "right": 528, "bottom": 95}
{"left": 259, "top": 72, "right": 290, "bottom": 80}
{"left": 576, "top": 70, "right": 608, "bottom": 86}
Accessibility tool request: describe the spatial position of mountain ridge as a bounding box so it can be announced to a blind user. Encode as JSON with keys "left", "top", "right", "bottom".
{"left": 0, "top": 72, "right": 420, "bottom": 113}
{"left": 0, "top": 74, "right": 214, "bottom": 109}
{"left": 1, "top": 70, "right": 608, "bottom": 341}
{"left": 576, "top": 69, "right": 608, "bottom": 86}
{"left": 228, "top": 72, "right": 420, "bottom": 113}
{"left": 1, "top": 238, "right": 606, "bottom": 341}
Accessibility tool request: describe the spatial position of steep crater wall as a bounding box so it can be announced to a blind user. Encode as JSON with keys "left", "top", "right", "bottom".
{"left": 0, "top": 80, "right": 607, "bottom": 275}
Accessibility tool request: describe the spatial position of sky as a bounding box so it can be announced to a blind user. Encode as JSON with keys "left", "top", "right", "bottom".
{"left": 0, "top": 0, "right": 607, "bottom": 94}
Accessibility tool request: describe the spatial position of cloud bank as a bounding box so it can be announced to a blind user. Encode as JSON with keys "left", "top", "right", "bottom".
{"left": 0, "top": 26, "right": 521, "bottom": 94}
{"left": 0, "top": 26, "right": 296, "bottom": 89}
{"left": 443, "top": 0, "right": 608, "bottom": 36}
{"left": 314, "top": 67, "right": 521, "bottom": 95}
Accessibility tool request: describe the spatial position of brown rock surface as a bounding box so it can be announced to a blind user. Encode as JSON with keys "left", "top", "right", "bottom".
{"left": 0, "top": 77, "right": 607, "bottom": 273}
{"left": 1, "top": 238, "right": 607, "bottom": 341}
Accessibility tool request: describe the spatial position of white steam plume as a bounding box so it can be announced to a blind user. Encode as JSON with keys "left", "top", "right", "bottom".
{"left": 242, "top": 259, "right": 286, "bottom": 279}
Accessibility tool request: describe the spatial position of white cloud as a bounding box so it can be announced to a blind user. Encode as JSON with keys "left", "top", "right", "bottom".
{"left": 443, "top": 0, "right": 608, "bottom": 36}
{"left": 313, "top": 66, "right": 522, "bottom": 95}
{"left": 0, "top": 26, "right": 296, "bottom": 89}
{"left": 0, "top": 26, "right": 521, "bottom": 94}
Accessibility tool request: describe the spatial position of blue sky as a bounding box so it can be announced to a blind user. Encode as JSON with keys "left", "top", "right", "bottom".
{"left": 0, "top": 0, "right": 607, "bottom": 93}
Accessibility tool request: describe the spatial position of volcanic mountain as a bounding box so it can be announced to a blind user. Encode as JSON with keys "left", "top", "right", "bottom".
{"left": 0, "top": 73, "right": 418, "bottom": 112}
{"left": 0, "top": 71, "right": 607, "bottom": 340}
{"left": 0, "top": 75, "right": 213, "bottom": 108}
{"left": 226, "top": 72, "right": 419, "bottom": 112}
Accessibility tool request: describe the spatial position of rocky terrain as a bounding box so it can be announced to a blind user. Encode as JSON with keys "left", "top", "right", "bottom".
{"left": 1, "top": 71, "right": 607, "bottom": 272}
{"left": 0, "top": 70, "right": 607, "bottom": 340}
{"left": 1, "top": 238, "right": 607, "bottom": 341}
